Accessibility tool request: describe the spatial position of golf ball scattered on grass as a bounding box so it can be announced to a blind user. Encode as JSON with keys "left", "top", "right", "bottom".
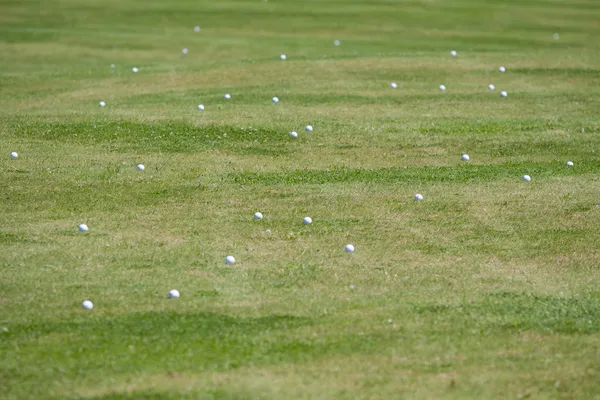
{"left": 498, "top": 66, "right": 506, "bottom": 72}
{"left": 461, "top": 154, "right": 470, "bottom": 161}
{"left": 78, "top": 224, "right": 89, "bottom": 232}
{"left": 345, "top": 244, "right": 355, "bottom": 253}
{"left": 194, "top": 26, "right": 200, "bottom": 32}
{"left": 280, "top": 54, "right": 287, "bottom": 60}
{"left": 110, "top": 64, "right": 115, "bottom": 68}
{"left": 198, "top": 104, "right": 205, "bottom": 111}
{"left": 132, "top": 67, "right": 139, "bottom": 73}
{"left": 522, "top": 175, "right": 531, "bottom": 182}
{"left": 272, "top": 97, "right": 279, "bottom": 103}
{"left": 414, "top": 194, "right": 424, "bottom": 201}
{"left": 10, "top": 152, "right": 18, "bottom": 159}
{"left": 488, "top": 84, "right": 495, "bottom": 91}
{"left": 390, "top": 82, "right": 398, "bottom": 89}
{"left": 303, "top": 217, "right": 312, "bottom": 225}
{"left": 450, "top": 50, "right": 457, "bottom": 56}
{"left": 168, "top": 289, "right": 180, "bottom": 299}
{"left": 254, "top": 212, "right": 263, "bottom": 220}
{"left": 224, "top": 94, "right": 231, "bottom": 99}
{"left": 305, "top": 125, "right": 313, "bottom": 132}
{"left": 439, "top": 84, "right": 446, "bottom": 91}
{"left": 225, "top": 256, "right": 236, "bottom": 265}
{"left": 553, "top": 33, "right": 559, "bottom": 40}
{"left": 82, "top": 300, "right": 94, "bottom": 310}
{"left": 334, "top": 40, "right": 341, "bottom": 46}
{"left": 290, "top": 131, "right": 298, "bottom": 138}
{"left": 566, "top": 161, "right": 574, "bottom": 167}
{"left": 136, "top": 164, "right": 145, "bottom": 171}
{"left": 182, "top": 48, "right": 189, "bottom": 55}
{"left": 500, "top": 91, "right": 508, "bottom": 97}
{"left": 99, "top": 101, "right": 106, "bottom": 107}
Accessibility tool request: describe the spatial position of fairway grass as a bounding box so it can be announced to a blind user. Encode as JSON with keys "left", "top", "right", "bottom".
{"left": 1, "top": 0, "right": 600, "bottom": 398}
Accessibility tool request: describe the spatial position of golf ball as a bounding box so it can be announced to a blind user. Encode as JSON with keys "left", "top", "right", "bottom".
{"left": 522, "top": 175, "right": 531, "bottom": 182}
{"left": 461, "top": 154, "right": 470, "bottom": 161}
{"left": 450, "top": 50, "right": 457, "bottom": 56}
{"left": 225, "top": 256, "right": 236, "bottom": 265}
{"left": 194, "top": 26, "right": 201, "bottom": 32}
{"left": 182, "top": 48, "right": 189, "bottom": 55}
{"left": 99, "top": 101, "right": 106, "bottom": 107}
{"left": 345, "top": 244, "right": 355, "bottom": 253}
{"left": 136, "top": 164, "right": 145, "bottom": 171}
{"left": 280, "top": 54, "right": 287, "bottom": 60}
{"left": 553, "top": 33, "right": 559, "bottom": 40}
{"left": 132, "top": 67, "right": 139, "bottom": 73}
{"left": 290, "top": 131, "right": 298, "bottom": 138}
{"left": 9, "top": 152, "right": 18, "bottom": 159}
{"left": 254, "top": 212, "right": 263, "bottom": 220}
{"left": 500, "top": 91, "right": 508, "bottom": 97}
{"left": 498, "top": 66, "right": 506, "bottom": 72}
{"left": 334, "top": 40, "right": 341, "bottom": 46}
{"left": 168, "top": 289, "right": 180, "bottom": 299}
{"left": 82, "top": 300, "right": 94, "bottom": 310}
{"left": 198, "top": 104, "right": 205, "bottom": 111}
{"left": 439, "top": 84, "right": 446, "bottom": 91}
{"left": 224, "top": 94, "right": 231, "bottom": 99}
{"left": 566, "top": 161, "right": 574, "bottom": 167}
{"left": 414, "top": 194, "right": 424, "bottom": 201}
{"left": 390, "top": 82, "right": 398, "bottom": 89}
{"left": 110, "top": 64, "right": 115, "bottom": 68}
{"left": 305, "top": 125, "right": 313, "bottom": 132}
{"left": 78, "top": 224, "right": 89, "bottom": 232}
{"left": 303, "top": 217, "right": 312, "bottom": 225}
{"left": 272, "top": 97, "right": 279, "bottom": 103}
{"left": 488, "top": 84, "right": 495, "bottom": 91}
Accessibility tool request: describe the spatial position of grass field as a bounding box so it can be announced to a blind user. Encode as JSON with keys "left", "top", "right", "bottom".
{"left": 2, "top": 0, "right": 600, "bottom": 398}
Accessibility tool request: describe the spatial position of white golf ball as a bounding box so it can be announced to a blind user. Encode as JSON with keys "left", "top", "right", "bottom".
{"left": 99, "top": 101, "right": 106, "bottom": 107}
{"left": 224, "top": 94, "right": 231, "bottom": 100}
{"left": 197, "top": 104, "right": 205, "bottom": 111}
{"left": 78, "top": 224, "right": 89, "bottom": 232}
{"left": 498, "top": 66, "right": 506, "bottom": 72}
{"left": 461, "top": 154, "right": 470, "bottom": 161}
{"left": 225, "top": 256, "right": 236, "bottom": 265}
{"left": 305, "top": 125, "right": 313, "bottom": 132}
{"left": 334, "top": 40, "right": 341, "bottom": 46}
{"left": 450, "top": 50, "right": 457, "bottom": 56}
{"left": 82, "top": 300, "right": 94, "bottom": 310}
{"left": 553, "top": 33, "right": 559, "bottom": 40}
{"left": 280, "top": 54, "right": 287, "bottom": 60}
{"left": 390, "top": 82, "right": 398, "bottom": 89}
{"left": 345, "top": 244, "right": 355, "bottom": 253}
{"left": 132, "top": 67, "right": 139, "bottom": 73}
{"left": 439, "top": 84, "right": 446, "bottom": 91}
{"left": 290, "top": 131, "right": 298, "bottom": 138}
{"left": 488, "top": 84, "right": 495, "bottom": 91}
{"left": 136, "top": 164, "right": 145, "bottom": 171}
{"left": 168, "top": 289, "right": 180, "bottom": 299}
{"left": 110, "top": 64, "right": 115, "bottom": 68}
{"left": 566, "top": 161, "right": 574, "bottom": 167}
{"left": 272, "top": 97, "right": 279, "bottom": 103}
{"left": 522, "top": 175, "right": 531, "bottom": 182}
{"left": 414, "top": 194, "right": 424, "bottom": 201}
{"left": 254, "top": 212, "right": 263, "bottom": 220}
{"left": 194, "top": 26, "right": 201, "bottom": 32}
{"left": 9, "top": 152, "right": 18, "bottom": 159}
{"left": 303, "top": 217, "right": 312, "bottom": 225}
{"left": 500, "top": 91, "right": 508, "bottom": 97}
{"left": 182, "top": 48, "right": 189, "bottom": 55}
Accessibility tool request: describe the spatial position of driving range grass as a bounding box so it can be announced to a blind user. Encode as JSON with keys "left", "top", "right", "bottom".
{"left": 2, "top": 0, "right": 600, "bottom": 398}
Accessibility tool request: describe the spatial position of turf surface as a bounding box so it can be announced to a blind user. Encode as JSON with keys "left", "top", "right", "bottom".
{"left": 1, "top": 0, "right": 600, "bottom": 398}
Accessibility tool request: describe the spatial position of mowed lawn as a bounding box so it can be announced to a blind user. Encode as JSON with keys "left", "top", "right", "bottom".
{"left": 1, "top": 0, "right": 600, "bottom": 398}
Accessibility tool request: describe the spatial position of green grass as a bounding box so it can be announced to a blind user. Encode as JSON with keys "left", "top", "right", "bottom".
{"left": 2, "top": 0, "right": 600, "bottom": 398}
